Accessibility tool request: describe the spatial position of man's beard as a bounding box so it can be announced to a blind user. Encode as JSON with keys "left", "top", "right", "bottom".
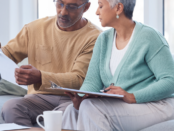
{"left": 57, "top": 9, "right": 84, "bottom": 29}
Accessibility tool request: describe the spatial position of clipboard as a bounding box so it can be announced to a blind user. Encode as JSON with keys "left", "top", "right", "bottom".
{"left": 48, "top": 81, "right": 124, "bottom": 98}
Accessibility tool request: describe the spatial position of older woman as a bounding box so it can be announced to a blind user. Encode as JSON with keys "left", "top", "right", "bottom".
{"left": 62, "top": 0, "right": 174, "bottom": 130}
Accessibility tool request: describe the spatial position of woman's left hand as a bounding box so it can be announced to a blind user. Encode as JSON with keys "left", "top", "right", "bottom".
{"left": 65, "top": 92, "right": 88, "bottom": 110}
{"left": 105, "top": 86, "right": 136, "bottom": 104}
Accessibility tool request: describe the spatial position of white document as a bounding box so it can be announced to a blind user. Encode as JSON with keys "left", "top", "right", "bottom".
{"left": 0, "top": 123, "right": 30, "bottom": 131}
{"left": 0, "top": 49, "right": 28, "bottom": 90}
{"left": 49, "top": 81, "right": 124, "bottom": 98}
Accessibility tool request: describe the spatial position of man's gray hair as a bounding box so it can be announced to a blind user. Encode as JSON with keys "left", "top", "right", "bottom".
{"left": 81, "top": 0, "right": 89, "bottom": 2}
{"left": 107, "top": 0, "right": 136, "bottom": 19}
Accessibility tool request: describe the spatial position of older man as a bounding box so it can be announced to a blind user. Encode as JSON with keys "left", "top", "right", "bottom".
{"left": 0, "top": 0, "right": 101, "bottom": 126}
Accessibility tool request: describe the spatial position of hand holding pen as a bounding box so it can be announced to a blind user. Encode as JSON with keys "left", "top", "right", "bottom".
{"left": 103, "top": 83, "right": 114, "bottom": 92}
{"left": 100, "top": 83, "right": 114, "bottom": 93}
{"left": 104, "top": 85, "right": 137, "bottom": 104}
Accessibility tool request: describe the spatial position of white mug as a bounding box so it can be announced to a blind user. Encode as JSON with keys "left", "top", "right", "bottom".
{"left": 36, "top": 111, "right": 62, "bottom": 131}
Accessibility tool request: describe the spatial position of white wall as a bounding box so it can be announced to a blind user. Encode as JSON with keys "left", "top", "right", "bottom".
{"left": 0, "top": 0, "right": 10, "bottom": 46}
{"left": 144, "top": 0, "right": 163, "bottom": 34}
{"left": 0, "top": 0, "right": 38, "bottom": 46}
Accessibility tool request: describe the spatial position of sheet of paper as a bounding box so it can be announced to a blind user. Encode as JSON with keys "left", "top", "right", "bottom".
{"left": 49, "top": 82, "right": 124, "bottom": 98}
{"left": 0, "top": 123, "right": 30, "bottom": 131}
{"left": 0, "top": 49, "right": 28, "bottom": 90}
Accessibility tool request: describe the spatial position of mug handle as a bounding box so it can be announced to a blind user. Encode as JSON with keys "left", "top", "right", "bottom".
{"left": 36, "top": 114, "right": 45, "bottom": 129}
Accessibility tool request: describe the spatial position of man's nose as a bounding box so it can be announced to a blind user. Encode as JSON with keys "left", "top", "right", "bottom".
{"left": 60, "top": 6, "right": 69, "bottom": 16}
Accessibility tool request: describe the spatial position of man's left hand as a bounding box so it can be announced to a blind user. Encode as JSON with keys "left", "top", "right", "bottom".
{"left": 15, "top": 65, "right": 41, "bottom": 85}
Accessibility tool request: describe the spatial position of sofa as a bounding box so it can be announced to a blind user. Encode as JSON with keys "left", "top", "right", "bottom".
{"left": 0, "top": 54, "right": 174, "bottom": 130}
{"left": 0, "top": 95, "right": 22, "bottom": 124}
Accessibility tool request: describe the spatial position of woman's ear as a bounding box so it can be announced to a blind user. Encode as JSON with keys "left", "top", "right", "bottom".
{"left": 114, "top": 3, "right": 124, "bottom": 16}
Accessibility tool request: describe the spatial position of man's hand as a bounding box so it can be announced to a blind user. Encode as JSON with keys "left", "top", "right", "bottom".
{"left": 105, "top": 86, "right": 136, "bottom": 104}
{"left": 15, "top": 65, "right": 41, "bottom": 85}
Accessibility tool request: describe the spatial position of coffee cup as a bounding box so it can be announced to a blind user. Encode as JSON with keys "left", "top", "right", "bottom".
{"left": 36, "top": 111, "right": 62, "bottom": 131}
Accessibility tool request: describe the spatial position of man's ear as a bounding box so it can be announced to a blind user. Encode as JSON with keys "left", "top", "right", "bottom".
{"left": 83, "top": 2, "right": 91, "bottom": 13}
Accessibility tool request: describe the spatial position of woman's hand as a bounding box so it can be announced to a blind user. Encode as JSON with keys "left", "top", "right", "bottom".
{"left": 65, "top": 92, "right": 89, "bottom": 110}
{"left": 105, "top": 86, "right": 136, "bottom": 104}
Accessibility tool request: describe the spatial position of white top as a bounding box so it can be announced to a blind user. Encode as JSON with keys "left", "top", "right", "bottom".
{"left": 110, "top": 30, "right": 134, "bottom": 76}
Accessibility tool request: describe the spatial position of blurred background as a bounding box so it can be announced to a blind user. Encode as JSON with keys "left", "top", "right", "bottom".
{"left": 0, "top": 0, "right": 173, "bottom": 65}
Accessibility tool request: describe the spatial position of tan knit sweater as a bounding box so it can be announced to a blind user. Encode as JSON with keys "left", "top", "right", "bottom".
{"left": 2, "top": 16, "right": 102, "bottom": 95}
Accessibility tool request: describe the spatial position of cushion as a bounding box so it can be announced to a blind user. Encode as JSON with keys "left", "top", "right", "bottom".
{"left": 0, "top": 95, "right": 22, "bottom": 124}
{"left": 0, "top": 78, "right": 26, "bottom": 124}
{"left": 0, "top": 78, "right": 27, "bottom": 96}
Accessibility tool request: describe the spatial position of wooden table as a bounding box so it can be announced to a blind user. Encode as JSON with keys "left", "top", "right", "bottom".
{"left": 12, "top": 128, "right": 79, "bottom": 131}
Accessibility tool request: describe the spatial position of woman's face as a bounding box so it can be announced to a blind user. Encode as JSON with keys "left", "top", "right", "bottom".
{"left": 96, "top": 0, "right": 116, "bottom": 27}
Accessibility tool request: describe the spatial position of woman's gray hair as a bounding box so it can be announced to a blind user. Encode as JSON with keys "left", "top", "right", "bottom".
{"left": 107, "top": 0, "right": 136, "bottom": 19}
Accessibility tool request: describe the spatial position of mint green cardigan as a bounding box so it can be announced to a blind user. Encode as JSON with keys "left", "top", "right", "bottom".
{"left": 80, "top": 21, "right": 174, "bottom": 103}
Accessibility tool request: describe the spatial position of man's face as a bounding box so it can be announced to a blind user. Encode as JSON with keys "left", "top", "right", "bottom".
{"left": 56, "top": 0, "right": 86, "bottom": 28}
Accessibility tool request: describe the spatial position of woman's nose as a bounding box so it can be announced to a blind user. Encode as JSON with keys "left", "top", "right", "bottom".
{"left": 96, "top": 8, "right": 99, "bottom": 15}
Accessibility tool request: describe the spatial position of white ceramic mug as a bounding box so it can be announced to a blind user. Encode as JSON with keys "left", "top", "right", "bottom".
{"left": 36, "top": 111, "right": 62, "bottom": 131}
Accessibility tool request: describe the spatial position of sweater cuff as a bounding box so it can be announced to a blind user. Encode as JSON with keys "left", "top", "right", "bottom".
{"left": 1, "top": 47, "right": 16, "bottom": 63}
{"left": 133, "top": 91, "right": 152, "bottom": 104}
{"left": 133, "top": 92, "right": 142, "bottom": 104}
{"left": 34, "top": 70, "right": 50, "bottom": 91}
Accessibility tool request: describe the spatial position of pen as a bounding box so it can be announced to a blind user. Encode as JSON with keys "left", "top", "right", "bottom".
{"left": 104, "top": 89, "right": 111, "bottom": 93}
{"left": 104, "top": 83, "right": 114, "bottom": 92}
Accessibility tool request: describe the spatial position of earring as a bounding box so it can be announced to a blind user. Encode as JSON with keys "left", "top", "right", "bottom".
{"left": 116, "top": 14, "right": 119, "bottom": 19}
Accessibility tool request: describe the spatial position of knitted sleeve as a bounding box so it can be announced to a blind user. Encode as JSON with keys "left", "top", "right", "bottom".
{"left": 80, "top": 35, "right": 104, "bottom": 93}
{"left": 133, "top": 45, "right": 174, "bottom": 103}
